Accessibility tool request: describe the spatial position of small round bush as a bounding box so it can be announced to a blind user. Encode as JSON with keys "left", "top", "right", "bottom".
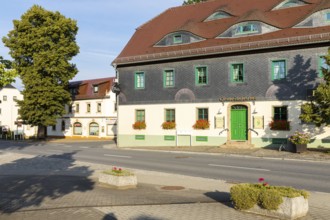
{"left": 230, "top": 184, "right": 260, "bottom": 210}
{"left": 259, "top": 189, "right": 283, "bottom": 210}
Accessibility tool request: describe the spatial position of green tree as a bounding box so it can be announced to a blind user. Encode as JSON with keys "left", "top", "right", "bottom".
{"left": 2, "top": 5, "right": 79, "bottom": 138}
{"left": 300, "top": 48, "right": 330, "bottom": 127}
{"left": 0, "top": 56, "right": 17, "bottom": 88}
{"left": 183, "top": 0, "right": 207, "bottom": 5}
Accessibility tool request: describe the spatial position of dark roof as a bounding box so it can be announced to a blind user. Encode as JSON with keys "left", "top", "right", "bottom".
{"left": 0, "top": 84, "right": 16, "bottom": 90}
{"left": 69, "top": 77, "right": 115, "bottom": 100}
{"left": 113, "top": 0, "right": 330, "bottom": 65}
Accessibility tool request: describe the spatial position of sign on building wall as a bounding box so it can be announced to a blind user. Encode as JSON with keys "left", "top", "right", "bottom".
{"left": 253, "top": 116, "right": 264, "bottom": 129}
{"left": 215, "top": 115, "right": 225, "bottom": 129}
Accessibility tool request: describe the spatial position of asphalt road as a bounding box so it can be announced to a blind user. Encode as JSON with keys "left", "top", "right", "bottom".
{"left": 0, "top": 140, "right": 329, "bottom": 193}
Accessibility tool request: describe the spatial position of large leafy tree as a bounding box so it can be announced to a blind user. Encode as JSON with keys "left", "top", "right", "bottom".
{"left": 0, "top": 56, "right": 17, "bottom": 88}
{"left": 183, "top": 0, "right": 207, "bottom": 5}
{"left": 2, "top": 5, "right": 79, "bottom": 138}
{"left": 300, "top": 49, "right": 330, "bottom": 127}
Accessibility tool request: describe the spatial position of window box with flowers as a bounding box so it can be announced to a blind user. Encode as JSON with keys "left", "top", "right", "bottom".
{"left": 269, "top": 120, "right": 290, "bottom": 131}
{"left": 193, "top": 119, "right": 210, "bottom": 130}
{"left": 288, "top": 131, "right": 311, "bottom": 153}
{"left": 132, "top": 121, "right": 146, "bottom": 130}
{"left": 161, "top": 121, "right": 176, "bottom": 130}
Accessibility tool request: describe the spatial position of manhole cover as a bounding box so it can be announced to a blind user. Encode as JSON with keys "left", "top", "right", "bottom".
{"left": 161, "top": 186, "right": 185, "bottom": 190}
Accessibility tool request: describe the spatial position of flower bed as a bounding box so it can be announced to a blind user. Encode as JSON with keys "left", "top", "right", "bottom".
{"left": 269, "top": 120, "right": 290, "bottom": 130}
{"left": 132, "top": 121, "right": 146, "bottom": 130}
{"left": 192, "top": 119, "right": 210, "bottom": 129}
{"left": 99, "top": 167, "right": 137, "bottom": 189}
{"left": 230, "top": 178, "right": 309, "bottom": 219}
{"left": 162, "top": 121, "right": 176, "bottom": 129}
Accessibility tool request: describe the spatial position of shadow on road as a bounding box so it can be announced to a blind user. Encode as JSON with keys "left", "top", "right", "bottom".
{"left": 0, "top": 152, "right": 94, "bottom": 213}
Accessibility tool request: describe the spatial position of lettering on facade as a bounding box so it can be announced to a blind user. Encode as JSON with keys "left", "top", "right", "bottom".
{"left": 219, "top": 96, "right": 256, "bottom": 102}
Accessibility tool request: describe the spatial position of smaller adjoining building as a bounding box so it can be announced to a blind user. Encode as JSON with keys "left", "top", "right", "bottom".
{"left": 0, "top": 84, "right": 37, "bottom": 139}
{"left": 47, "top": 77, "right": 117, "bottom": 139}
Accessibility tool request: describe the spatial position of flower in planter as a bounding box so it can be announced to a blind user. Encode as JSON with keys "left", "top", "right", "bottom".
{"left": 269, "top": 119, "right": 290, "bottom": 130}
{"left": 288, "top": 131, "right": 311, "bottom": 145}
{"left": 103, "top": 166, "right": 134, "bottom": 176}
{"left": 192, "top": 119, "right": 210, "bottom": 129}
{"left": 132, "top": 121, "right": 146, "bottom": 130}
{"left": 161, "top": 121, "right": 176, "bottom": 129}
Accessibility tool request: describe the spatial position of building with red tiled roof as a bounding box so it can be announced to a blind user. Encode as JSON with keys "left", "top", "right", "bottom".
{"left": 113, "top": 0, "right": 330, "bottom": 149}
{"left": 47, "top": 77, "right": 117, "bottom": 139}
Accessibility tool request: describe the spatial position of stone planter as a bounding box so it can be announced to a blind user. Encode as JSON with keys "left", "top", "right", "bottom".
{"left": 98, "top": 173, "right": 137, "bottom": 189}
{"left": 245, "top": 196, "right": 308, "bottom": 219}
{"left": 294, "top": 144, "right": 307, "bottom": 153}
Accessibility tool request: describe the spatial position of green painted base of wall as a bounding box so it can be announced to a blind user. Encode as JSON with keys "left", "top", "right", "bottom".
{"left": 252, "top": 137, "right": 330, "bottom": 149}
{"left": 117, "top": 134, "right": 227, "bottom": 147}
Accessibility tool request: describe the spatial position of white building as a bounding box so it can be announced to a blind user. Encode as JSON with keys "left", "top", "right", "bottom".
{"left": 47, "top": 77, "right": 117, "bottom": 139}
{"left": 0, "top": 84, "right": 37, "bottom": 138}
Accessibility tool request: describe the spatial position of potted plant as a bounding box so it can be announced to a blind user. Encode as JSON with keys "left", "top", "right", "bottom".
{"left": 132, "top": 121, "right": 146, "bottom": 130}
{"left": 161, "top": 121, "right": 176, "bottom": 129}
{"left": 269, "top": 119, "right": 290, "bottom": 131}
{"left": 288, "top": 131, "right": 311, "bottom": 153}
{"left": 192, "top": 119, "right": 210, "bottom": 129}
{"left": 98, "top": 166, "right": 137, "bottom": 189}
{"left": 230, "top": 178, "right": 309, "bottom": 219}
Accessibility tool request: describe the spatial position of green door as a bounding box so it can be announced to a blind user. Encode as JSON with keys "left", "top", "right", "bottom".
{"left": 231, "top": 105, "right": 248, "bottom": 141}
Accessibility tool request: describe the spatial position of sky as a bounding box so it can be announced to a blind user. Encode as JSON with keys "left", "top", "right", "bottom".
{"left": 0, "top": 0, "right": 183, "bottom": 90}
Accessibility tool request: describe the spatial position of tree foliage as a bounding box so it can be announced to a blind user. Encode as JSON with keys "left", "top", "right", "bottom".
{"left": 2, "top": 5, "right": 79, "bottom": 131}
{"left": 183, "top": 0, "right": 207, "bottom": 5}
{"left": 0, "top": 56, "right": 17, "bottom": 88}
{"left": 300, "top": 48, "right": 330, "bottom": 127}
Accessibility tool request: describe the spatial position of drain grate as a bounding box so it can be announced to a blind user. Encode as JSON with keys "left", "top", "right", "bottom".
{"left": 161, "top": 186, "right": 185, "bottom": 190}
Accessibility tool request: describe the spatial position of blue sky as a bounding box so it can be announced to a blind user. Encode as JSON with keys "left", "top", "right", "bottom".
{"left": 0, "top": 0, "right": 183, "bottom": 89}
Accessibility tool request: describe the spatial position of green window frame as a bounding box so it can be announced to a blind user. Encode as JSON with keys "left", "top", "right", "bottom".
{"left": 163, "top": 69, "right": 175, "bottom": 88}
{"left": 272, "top": 60, "right": 286, "bottom": 80}
{"left": 165, "top": 109, "right": 175, "bottom": 122}
{"left": 230, "top": 63, "right": 244, "bottom": 83}
{"left": 135, "top": 71, "right": 145, "bottom": 89}
{"left": 195, "top": 66, "right": 208, "bottom": 85}
{"left": 327, "top": 12, "right": 330, "bottom": 21}
{"left": 136, "top": 109, "right": 145, "bottom": 122}
{"left": 173, "top": 34, "right": 183, "bottom": 44}
{"left": 273, "top": 106, "right": 288, "bottom": 121}
{"left": 197, "top": 108, "right": 208, "bottom": 120}
{"left": 319, "top": 56, "right": 329, "bottom": 78}
{"left": 235, "top": 23, "right": 258, "bottom": 35}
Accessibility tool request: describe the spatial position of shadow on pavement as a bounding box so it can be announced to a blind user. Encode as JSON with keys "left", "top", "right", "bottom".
{"left": 0, "top": 152, "right": 94, "bottom": 213}
{"left": 204, "top": 191, "right": 233, "bottom": 208}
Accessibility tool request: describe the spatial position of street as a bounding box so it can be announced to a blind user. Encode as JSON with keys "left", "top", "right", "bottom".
{"left": 0, "top": 140, "right": 329, "bottom": 193}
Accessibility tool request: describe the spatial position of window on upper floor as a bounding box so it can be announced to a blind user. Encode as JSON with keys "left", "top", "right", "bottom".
{"left": 97, "top": 103, "right": 102, "bottom": 113}
{"left": 135, "top": 71, "right": 145, "bottom": 89}
{"left": 218, "top": 21, "right": 277, "bottom": 38}
{"left": 319, "top": 56, "right": 330, "bottom": 78}
{"left": 93, "top": 85, "right": 99, "bottom": 93}
{"left": 295, "top": 9, "right": 330, "bottom": 28}
{"left": 136, "top": 109, "right": 145, "bottom": 122}
{"left": 204, "top": 11, "right": 231, "bottom": 22}
{"left": 163, "top": 69, "right": 175, "bottom": 88}
{"left": 87, "top": 103, "right": 91, "bottom": 113}
{"left": 165, "top": 109, "right": 175, "bottom": 122}
{"left": 195, "top": 66, "right": 208, "bottom": 86}
{"left": 235, "top": 23, "right": 258, "bottom": 35}
{"left": 272, "top": 60, "right": 286, "bottom": 80}
{"left": 61, "top": 120, "right": 66, "bottom": 131}
{"left": 3, "top": 96, "right": 7, "bottom": 101}
{"left": 52, "top": 124, "right": 56, "bottom": 131}
{"left": 155, "top": 31, "right": 205, "bottom": 47}
{"left": 272, "top": 0, "right": 307, "bottom": 10}
{"left": 326, "top": 12, "right": 330, "bottom": 21}
{"left": 230, "top": 63, "right": 244, "bottom": 83}
{"left": 13, "top": 96, "right": 17, "bottom": 101}
{"left": 68, "top": 104, "right": 73, "bottom": 114}
{"left": 75, "top": 103, "right": 80, "bottom": 113}
{"left": 0, "top": 108, "right": 1, "bottom": 115}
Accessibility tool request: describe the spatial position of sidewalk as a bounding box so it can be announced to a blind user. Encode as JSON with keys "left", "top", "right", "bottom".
{"left": 0, "top": 151, "right": 330, "bottom": 219}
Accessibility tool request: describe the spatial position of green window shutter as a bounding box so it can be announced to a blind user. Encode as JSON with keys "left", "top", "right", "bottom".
{"left": 231, "top": 63, "right": 244, "bottom": 83}
{"left": 163, "top": 69, "right": 175, "bottom": 88}
{"left": 195, "top": 66, "right": 208, "bottom": 85}
{"left": 135, "top": 72, "right": 145, "bottom": 89}
{"left": 272, "top": 60, "right": 286, "bottom": 80}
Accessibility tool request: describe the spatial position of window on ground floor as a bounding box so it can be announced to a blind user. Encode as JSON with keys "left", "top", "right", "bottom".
{"left": 89, "top": 122, "right": 99, "bottom": 136}
{"left": 73, "top": 122, "right": 82, "bottom": 135}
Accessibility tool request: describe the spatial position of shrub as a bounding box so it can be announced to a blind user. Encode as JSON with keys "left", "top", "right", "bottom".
{"left": 132, "top": 121, "right": 146, "bottom": 130}
{"left": 192, "top": 119, "right": 210, "bottom": 129}
{"left": 259, "top": 189, "right": 283, "bottom": 210}
{"left": 162, "top": 121, "right": 176, "bottom": 129}
{"left": 230, "top": 183, "right": 260, "bottom": 210}
{"left": 103, "top": 166, "right": 134, "bottom": 176}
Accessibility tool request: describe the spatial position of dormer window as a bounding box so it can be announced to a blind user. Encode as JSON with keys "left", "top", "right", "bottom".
{"left": 173, "top": 34, "right": 183, "bottom": 44}
{"left": 273, "top": 0, "right": 307, "bottom": 10}
{"left": 93, "top": 85, "right": 99, "bottom": 93}
{"left": 295, "top": 9, "right": 330, "bottom": 28}
{"left": 235, "top": 23, "right": 258, "bottom": 35}
{"left": 204, "top": 11, "right": 231, "bottom": 22}
{"left": 155, "top": 31, "right": 205, "bottom": 47}
{"left": 327, "top": 12, "right": 330, "bottom": 21}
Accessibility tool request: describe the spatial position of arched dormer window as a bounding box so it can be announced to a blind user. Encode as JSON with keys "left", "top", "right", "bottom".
{"left": 204, "top": 11, "right": 231, "bottom": 22}
{"left": 272, "top": 0, "right": 307, "bottom": 10}
{"left": 154, "top": 31, "right": 205, "bottom": 47}
{"left": 295, "top": 9, "right": 330, "bottom": 28}
{"left": 218, "top": 21, "right": 279, "bottom": 38}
